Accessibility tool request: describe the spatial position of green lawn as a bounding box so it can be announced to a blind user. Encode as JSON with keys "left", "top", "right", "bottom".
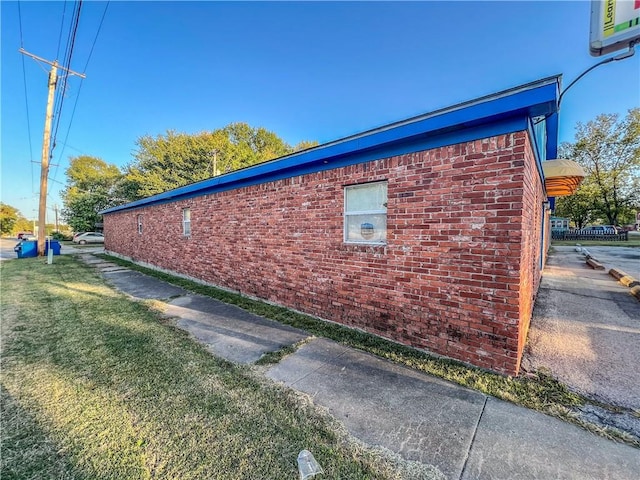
{"left": 1, "top": 256, "right": 439, "bottom": 480}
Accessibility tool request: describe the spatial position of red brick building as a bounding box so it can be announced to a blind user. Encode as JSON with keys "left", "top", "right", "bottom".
{"left": 102, "top": 77, "right": 577, "bottom": 375}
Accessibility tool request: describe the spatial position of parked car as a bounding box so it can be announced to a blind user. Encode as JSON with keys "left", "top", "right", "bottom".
{"left": 72, "top": 232, "right": 104, "bottom": 244}
{"left": 17, "top": 231, "right": 34, "bottom": 239}
{"left": 604, "top": 225, "right": 625, "bottom": 234}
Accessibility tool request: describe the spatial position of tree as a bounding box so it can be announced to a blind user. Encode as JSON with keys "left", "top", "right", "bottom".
{"left": 13, "top": 216, "right": 32, "bottom": 234}
{"left": 563, "top": 109, "right": 640, "bottom": 225}
{"left": 0, "top": 203, "right": 20, "bottom": 236}
{"left": 553, "top": 184, "right": 596, "bottom": 229}
{"left": 293, "top": 140, "right": 320, "bottom": 152}
{"left": 122, "top": 123, "right": 315, "bottom": 201}
{"left": 62, "top": 156, "right": 123, "bottom": 232}
{"left": 63, "top": 192, "right": 113, "bottom": 233}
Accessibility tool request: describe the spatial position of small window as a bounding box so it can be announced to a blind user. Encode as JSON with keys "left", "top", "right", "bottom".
{"left": 137, "top": 215, "right": 143, "bottom": 235}
{"left": 344, "top": 181, "right": 387, "bottom": 244}
{"left": 182, "top": 208, "right": 191, "bottom": 236}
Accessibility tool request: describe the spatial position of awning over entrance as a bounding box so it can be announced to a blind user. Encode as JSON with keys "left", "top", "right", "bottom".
{"left": 542, "top": 159, "right": 586, "bottom": 197}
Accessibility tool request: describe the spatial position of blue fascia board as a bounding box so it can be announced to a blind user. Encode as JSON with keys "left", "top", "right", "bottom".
{"left": 101, "top": 77, "right": 559, "bottom": 215}
{"left": 545, "top": 112, "right": 559, "bottom": 160}
{"left": 527, "top": 117, "right": 546, "bottom": 187}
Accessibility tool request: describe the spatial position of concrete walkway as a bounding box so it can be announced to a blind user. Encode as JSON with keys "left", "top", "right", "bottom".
{"left": 522, "top": 246, "right": 640, "bottom": 410}
{"left": 80, "top": 253, "right": 640, "bottom": 480}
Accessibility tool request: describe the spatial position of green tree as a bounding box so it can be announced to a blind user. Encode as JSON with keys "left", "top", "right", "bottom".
{"left": 293, "top": 140, "right": 320, "bottom": 152}
{"left": 122, "top": 123, "right": 311, "bottom": 200}
{"left": 63, "top": 192, "right": 113, "bottom": 233}
{"left": 13, "top": 216, "right": 32, "bottom": 234}
{"left": 0, "top": 203, "right": 20, "bottom": 236}
{"left": 62, "top": 156, "right": 123, "bottom": 232}
{"left": 563, "top": 108, "right": 640, "bottom": 225}
{"left": 554, "top": 183, "right": 597, "bottom": 229}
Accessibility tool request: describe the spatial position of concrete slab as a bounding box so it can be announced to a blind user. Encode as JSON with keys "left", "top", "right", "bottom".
{"left": 102, "top": 270, "right": 188, "bottom": 300}
{"left": 267, "top": 338, "right": 484, "bottom": 480}
{"left": 78, "top": 255, "right": 108, "bottom": 264}
{"left": 97, "top": 264, "right": 131, "bottom": 272}
{"left": 523, "top": 248, "right": 640, "bottom": 410}
{"left": 167, "top": 295, "right": 309, "bottom": 364}
{"left": 462, "top": 397, "right": 640, "bottom": 480}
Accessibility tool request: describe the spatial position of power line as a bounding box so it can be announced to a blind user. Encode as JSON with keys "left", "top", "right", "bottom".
{"left": 17, "top": 0, "right": 24, "bottom": 47}
{"left": 51, "top": 1, "right": 80, "bottom": 151}
{"left": 51, "top": 0, "right": 83, "bottom": 156}
{"left": 83, "top": 1, "right": 109, "bottom": 71}
{"left": 56, "top": 1, "right": 68, "bottom": 60}
{"left": 51, "top": 1, "right": 109, "bottom": 188}
{"left": 17, "top": 1, "right": 35, "bottom": 192}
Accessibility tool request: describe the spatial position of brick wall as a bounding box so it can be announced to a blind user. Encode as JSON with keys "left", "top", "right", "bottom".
{"left": 104, "top": 131, "right": 544, "bottom": 375}
{"left": 515, "top": 137, "right": 547, "bottom": 372}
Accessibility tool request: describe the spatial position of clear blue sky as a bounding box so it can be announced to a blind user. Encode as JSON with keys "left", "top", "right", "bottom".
{"left": 2, "top": 1, "right": 639, "bottom": 222}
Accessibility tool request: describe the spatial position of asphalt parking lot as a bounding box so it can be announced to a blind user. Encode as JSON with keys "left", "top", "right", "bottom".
{"left": 0, "top": 238, "right": 104, "bottom": 261}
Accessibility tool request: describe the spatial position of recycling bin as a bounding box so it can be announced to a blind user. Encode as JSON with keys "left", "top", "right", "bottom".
{"left": 45, "top": 240, "right": 62, "bottom": 255}
{"left": 14, "top": 240, "right": 38, "bottom": 258}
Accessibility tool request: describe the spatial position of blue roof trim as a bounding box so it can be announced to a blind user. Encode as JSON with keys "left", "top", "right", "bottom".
{"left": 101, "top": 76, "right": 560, "bottom": 215}
{"left": 527, "top": 117, "right": 546, "bottom": 187}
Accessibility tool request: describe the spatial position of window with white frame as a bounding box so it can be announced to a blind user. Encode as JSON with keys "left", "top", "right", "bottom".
{"left": 137, "top": 215, "right": 143, "bottom": 234}
{"left": 182, "top": 208, "right": 191, "bottom": 236}
{"left": 344, "top": 181, "right": 388, "bottom": 244}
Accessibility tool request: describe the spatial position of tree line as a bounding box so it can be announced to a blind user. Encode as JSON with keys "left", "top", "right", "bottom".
{"left": 61, "top": 122, "right": 318, "bottom": 232}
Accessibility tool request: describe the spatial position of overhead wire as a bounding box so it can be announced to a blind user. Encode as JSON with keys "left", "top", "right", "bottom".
{"left": 51, "top": 0, "right": 83, "bottom": 157}
{"left": 17, "top": 0, "right": 36, "bottom": 193}
{"left": 50, "top": 1, "right": 110, "bottom": 190}
{"left": 56, "top": 1, "right": 67, "bottom": 61}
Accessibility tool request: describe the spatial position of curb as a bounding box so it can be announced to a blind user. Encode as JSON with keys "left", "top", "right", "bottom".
{"left": 608, "top": 268, "right": 640, "bottom": 287}
{"left": 609, "top": 268, "right": 640, "bottom": 300}
{"left": 586, "top": 258, "right": 605, "bottom": 270}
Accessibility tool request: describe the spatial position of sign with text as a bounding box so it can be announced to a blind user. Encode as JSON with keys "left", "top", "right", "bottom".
{"left": 590, "top": 0, "right": 640, "bottom": 56}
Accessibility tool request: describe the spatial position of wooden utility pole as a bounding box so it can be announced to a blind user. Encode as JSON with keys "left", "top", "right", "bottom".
{"left": 37, "top": 61, "right": 57, "bottom": 255}
{"left": 54, "top": 204, "right": 59, "bottom": 232}
{"left": 19, "top": 48, "right": 85, "bottom": 256}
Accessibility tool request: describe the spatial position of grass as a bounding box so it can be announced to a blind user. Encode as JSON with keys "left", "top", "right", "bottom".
{"left": 0, "top": 256, "right": 442, "bottom": 480}
{"left": 96, "top": 254, "right": 640, "bottom": 448}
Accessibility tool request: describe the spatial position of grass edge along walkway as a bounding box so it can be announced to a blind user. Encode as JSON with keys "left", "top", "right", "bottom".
{"left": 1, "top": 256, "right": 443, "bottom": 480}
{"left": 97, "top": 253, "right": 640, "bottom": 448}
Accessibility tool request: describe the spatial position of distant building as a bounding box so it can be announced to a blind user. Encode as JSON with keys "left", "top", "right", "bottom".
{"left": 101, "top": 76, "right": 584, "bottom": 375}
{"left": 550, "top": 217, "right": 570, "bottom": 231}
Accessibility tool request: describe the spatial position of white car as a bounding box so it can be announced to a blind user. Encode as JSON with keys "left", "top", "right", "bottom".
{"left": 72, "top": 232, "right": 105, "bottom": 244}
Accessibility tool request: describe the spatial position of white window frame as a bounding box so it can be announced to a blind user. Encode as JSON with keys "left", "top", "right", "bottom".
{"left": 137, "top": 215, "right": 143, "bottom": 235}
{"left": 344, "top": 181, "right": 388, "bottom": 245}
{"left": 182, "top": 208, "right": 191, "bottom": 236}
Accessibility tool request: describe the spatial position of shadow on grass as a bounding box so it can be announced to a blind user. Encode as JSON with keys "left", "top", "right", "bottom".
{"left": 0, "top": 384, "right": 84, "bottom": 480}
{"left": 2, "top": 256, "right": 415, "bottom": 479}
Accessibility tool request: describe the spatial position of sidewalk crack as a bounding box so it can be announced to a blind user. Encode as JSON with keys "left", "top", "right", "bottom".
{"left": 459, "top": 396, "right": 487, "bottom": 480}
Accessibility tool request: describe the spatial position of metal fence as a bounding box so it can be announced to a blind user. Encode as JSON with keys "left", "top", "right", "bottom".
{"left": 551, "top": 231, "right": 628, "bottom": 241}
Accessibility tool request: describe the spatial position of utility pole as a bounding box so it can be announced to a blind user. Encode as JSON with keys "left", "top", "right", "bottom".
{"left": 54, "top": 204, "right": 59, "bottom": 232}
{"left": 210, "top": 149, "right": 219, "bottom": 177}
{"left": 19, "top": 48, "right": 85, "bottom": 256}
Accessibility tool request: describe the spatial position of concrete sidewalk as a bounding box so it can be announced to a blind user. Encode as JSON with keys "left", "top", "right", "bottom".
{"left": 81, "top": 254, "right": 640, "bottom": 480}
{"left": 522, "top": 246, "right": 640, "bottom": 410}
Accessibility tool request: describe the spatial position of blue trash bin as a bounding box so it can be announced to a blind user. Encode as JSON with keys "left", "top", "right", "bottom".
{"left": 45, "top": 240, "right": 62, "bottom": 255}
{"left": 14, "top": 240, "right": 38, "bottom": 258}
